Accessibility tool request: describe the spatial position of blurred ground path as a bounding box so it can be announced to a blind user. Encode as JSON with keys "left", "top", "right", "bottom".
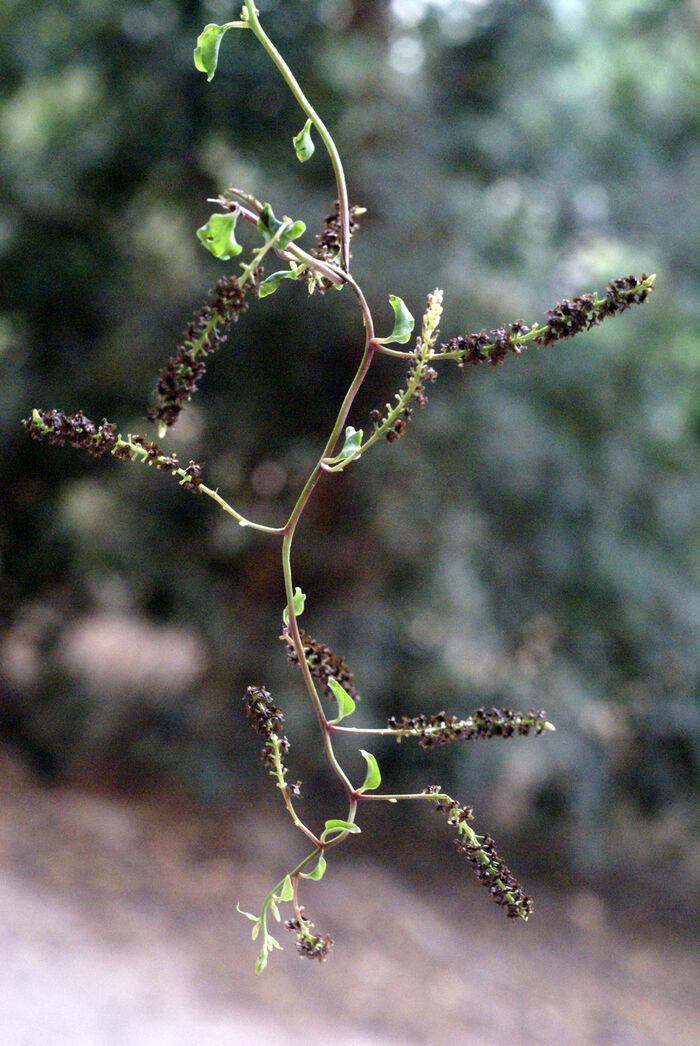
{"left": 0, "top": 752, "right": 698, "bottom": 1046}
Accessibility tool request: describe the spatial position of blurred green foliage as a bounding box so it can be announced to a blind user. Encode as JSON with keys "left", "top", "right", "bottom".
{"left": 1, "top": 0, "right": 698, "bottom": 890}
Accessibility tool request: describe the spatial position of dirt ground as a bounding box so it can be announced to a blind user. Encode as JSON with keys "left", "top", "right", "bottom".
{"left": 0, "top": 751, "right": 698, "bottom": 1046}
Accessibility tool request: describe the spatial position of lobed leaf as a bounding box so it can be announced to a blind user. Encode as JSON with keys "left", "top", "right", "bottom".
{"left": 283, "top": 586, "right": 306, "bottom": 626}
{"left": 293, "top": 119, "right": 315, "bottom": 162}
{"left": 278, "top": 876, "right": 294, "bottom": 902}
{"left": 358, "top": 749, "right": 381, "bottom": 792}
{"left": 257, "top": 203, "right": 306, "bottom": 250}
{"left": 194, "top": 23, "right": 228, "bottom": 82}
{"left": 377, "top": 294, "right": 414, "bottom": 345}
{"left": 196, "top": 212, "right": 242, "bottom": 259}
{"left": 323, "top": 818, "right": 360, "bottom": 838}
{"left": 338, "top": 426, "right": 363, "bottom": 460}
{"left": 328, "top": 677, "right": 355, "bottom": 722}
{"left": 258, "top": 268, "right": 299, "bottom": 298}
{"left": 305, "top": 854, "right": 327, "bottom": 881}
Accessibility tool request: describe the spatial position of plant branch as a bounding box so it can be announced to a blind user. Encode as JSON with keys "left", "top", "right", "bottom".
{"left": 243, "top": 0, "right": 352, "bottom": 271}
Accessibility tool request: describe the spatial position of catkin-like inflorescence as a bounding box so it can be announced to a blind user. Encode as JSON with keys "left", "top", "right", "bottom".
{"left": 441, "top": 273, "right": 653, "bottom": 367}
{"left": 311, "top": 200, "right": 364, "bottom": 265}
{"left": 23, "top": 410, "right": 206, "bottom": 493}
{"left": 424, "top": 787, "right": 533, "bottom": 920}
{"left": 23, "top": 408, "right": 118, "bottom": 456}
{"left": 387, "top": 707, "right": 549, "bottom": 747}
{"left": 150, "top": 275, "right": 252, "bottom": 428}
{"left": 244, "top": 685, "right": 290, "bottom": 770}
{"left": 285, "top": 909, "right": 334, "bottom": 962}
{"left": 282, "top": 627, "right": 359, "bottom": 702}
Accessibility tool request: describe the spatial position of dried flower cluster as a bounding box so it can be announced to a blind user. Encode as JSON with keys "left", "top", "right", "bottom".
{"left": 537, "top": 273, "right": 653, "bottom": 345}
{"left": 244, "top": 685, "right": 290, "bottom": 771}
{"left": 23, "top": 410, "right": 206, "bottom": 493}
{"left": 446, "top": 321, "right": 531, "bottom": 368}
{"left": 387, "top": 707, "right": 550, "bottom": 747}
{"left": 425, "top": 787, "right": 533, "bottom": 920}
{"left": 23, "top": 408, "right": 118, "bottom": 456}
{"left": 285, "top": 909, "right": 334, "bottom": 962}
{"left": 150, "top": 275, "right": 251, "bottom": 428}
{"left": 282, "top": 627, "right": 359, "bottom": 702}
{"left": 441, "top": 273, "right": 653, "bottom": 367}
{"left": 311, "top": 200, "right": 364, "bottom": 266}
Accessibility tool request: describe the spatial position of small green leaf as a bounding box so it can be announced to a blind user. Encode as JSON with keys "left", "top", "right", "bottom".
{"left": 255, "top": 951, "right": 268, "bottom": 975}
{"left": 293, "top": 119, "right": 315, "bottom": 162}
{"left": 377, "top": 294, "right": 414, "bottom": 345}
{"left": 338, "top": 426, "right": 363, "bottom": 461}
{"left": 258, "top": 268, "right": 298, "bottom": 298}
{"left": 269, "top": 897, "right": 280, "bottom": 922}
{"left": 305, "top": 854, "right": 327, "bottom": 881}
{"left": 328, "top": 677, "right": 355, "bottom": 722}
{"left": 196, "top": 212, "right": 242, "bottom": 260}
{"left": 257, "top": 203, "right": 306, "bottom": 250}
{"left": 251, "top": 921, "right": 260, "bottom": 941}
{"left": 323, "top": 818, "right": 361, "bottom": 837}
{"left": 283, "top": 586, "right": 306, "bottom": 626}
{"left": 278, "top": 876, "right": 294, "bottom": 902}
{"left": 358, "top": 749, "right": 382, "bottom": 792}
{"left": 194, "top": 23, "right": 228, "bottom": 82}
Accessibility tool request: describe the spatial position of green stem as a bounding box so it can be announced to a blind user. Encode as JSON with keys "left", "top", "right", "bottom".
{"left": 120, "top": 437, "right": 285, "bottom": 534}
{"left": 359, "top": 792, "right": 440, "bottom": 801}
{"left": 243, "top": 0, "right": 352, "bottom": 271}
{"left": 329, "top": 725, "right": 394, "bottom": 735}
{"left": 280, "top": 329, "right": 378, "bottom": 800}
{"left": 197, "top": 482, "right": 285, "bottom": 534}
{"left": 269, "top": 734, "right": 320, "bottom": 845}
{"left": 239, "top": 215, "right": 292, "bottom": 283}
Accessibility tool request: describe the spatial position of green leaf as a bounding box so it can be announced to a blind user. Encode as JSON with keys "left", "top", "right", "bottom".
{"left": 305, "top": 854, "right": 327, "bottom": 881}
{"left": 258, "top": 268, "right": 298, "bottom": 298}
{"left": 338, "top": 426, "right": 363, "bottom": 460}
{"left": 293, "top": 119, "right": 315, "bottom": 162}
{"left": 269, "top": 897, "right": 280, "bottom": 922}
{"left": 257, "top": 203, "right": 306, "bottom": 250}
{"left": 283, "top": 586, "right": 306, "bottom": 626}
{"left": 323, "top": 818, "right": 361, "bottom": 837}
{"left": 328, "top": 677, "right": 355, "bottom": 722}
{"left": 255, "top": 951, "right": 268, "bottom": 975}
{"left": 358, "top": 749, "right": 382, "bottom": 792}
{"left": 278, "top": 876, "right": 294, "bottom": 902}
{"left": 194, "top": 24, "right": 228, "bottom": 82}
{"left": 196, "top": 212, "right": 242, "bottom": 260}
{"left": 377, "top": 294, "right": 414, "bottom": 345}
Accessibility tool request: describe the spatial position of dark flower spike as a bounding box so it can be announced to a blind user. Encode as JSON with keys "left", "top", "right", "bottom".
{"left": 424, "top": 787, "right": 533, "bottom": 920}
{"left": 23, "top": 409, "right": 205, "bottom": 493}
{"left": 439, "top": 273, "right": 655, "bottom": 368}
{"left": 285, "top": 908, "right": 334, "bottom": 962}
{"left": 282, "top": 627, "right": 360, "bottom": 702}
{"left": 311, "top": 200, "right": 365, "bottom": 265}
{"left": 244, "top": 685, "right": 291, "bottom": 772}
{"left": 150, "top": 275, "right": 251, "bottom": 431}
{"left": 387, "top": 707, "right": 554, "bottom": 748}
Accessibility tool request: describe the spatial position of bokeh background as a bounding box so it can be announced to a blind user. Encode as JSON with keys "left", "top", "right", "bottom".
{"left": 1, "top": 1, "right": 698, "bottom": 1042}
